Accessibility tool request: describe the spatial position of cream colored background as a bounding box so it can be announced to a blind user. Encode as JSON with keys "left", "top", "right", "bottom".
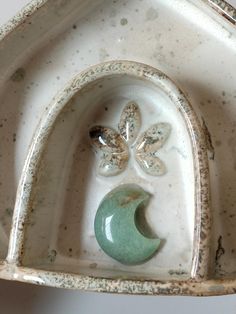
{"left": 1, "top": 1, "right": 236, "bottom": 313}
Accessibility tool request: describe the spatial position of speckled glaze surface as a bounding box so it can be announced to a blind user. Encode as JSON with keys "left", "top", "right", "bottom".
{"left": 0, "top": 0, "right": 236, "bottom": 296}
{"left": 7, "top": 61, "right": 210, "bottom": 282}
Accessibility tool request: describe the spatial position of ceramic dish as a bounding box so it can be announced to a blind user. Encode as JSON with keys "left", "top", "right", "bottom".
{"left": 7, "top": 60, "right": 210, "bottom": 281}
{"left": 0, "top": 0, "right": 236, "bottom": 296}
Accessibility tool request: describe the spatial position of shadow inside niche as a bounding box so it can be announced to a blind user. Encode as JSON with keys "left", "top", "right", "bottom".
{"left": 54, "top": 95, "right": 119, "bottom": 272}
{"left": 56, "top": 135, "right": 95, "bottom": 264}
{"left": 18, "top": 93, "right": 98, "bottom": 270}
{"left": 177, "top": 78, "right": 236, "bottom": 279}
{"left": 0, "top": 77, "right": 31, "bottom": 259}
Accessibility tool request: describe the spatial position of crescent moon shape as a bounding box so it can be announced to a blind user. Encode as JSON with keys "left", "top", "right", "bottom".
{"left": 94, "top": 184, "right": 161, "bottom": 265}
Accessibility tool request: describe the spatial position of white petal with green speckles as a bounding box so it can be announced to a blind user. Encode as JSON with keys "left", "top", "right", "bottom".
{"left": 118, "top": 101, "right": 141, "bottom": 144}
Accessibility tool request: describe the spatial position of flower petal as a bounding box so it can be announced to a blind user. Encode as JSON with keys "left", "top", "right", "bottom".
{"left": 89, "top": 126, "right": 128, "bottom": 153}
{"left": 118, "top": 101, "right": 141, "bottom": 144}
{"left": 136, "top": 153, "right": 166, "bottom": 176}
{"left": 135, "top": 123, "right": 171, "bottom": 154}
{"left": 98, "top": 152, "right": 128, "bottom": 176}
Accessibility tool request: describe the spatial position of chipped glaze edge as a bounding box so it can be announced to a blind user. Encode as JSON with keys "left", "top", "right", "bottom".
{"left": 5, "top": 60, "right": 210, "bottom": 293}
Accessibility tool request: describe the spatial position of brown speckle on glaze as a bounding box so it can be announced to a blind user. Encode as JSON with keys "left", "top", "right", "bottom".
{"left": 120, "top": 18, "right": 128, "bottom": 26}
{"left": 48, "top": 249, "right": 57, "bottom": 263}
{"left": 215, "top": 140, "right": 221, "bottom": 147}
{"left": 10, "top": 68, "right": 26, "bottom": 82}
{"left": 215, "top": 236, "right": 225, "bottom": 275}
{"left": 146, "top": 7, "right": 158, "bottom": 21}
{"left": 5, "top": 208, "right": 13, "bottom": 216}
{"left": 202, "top": 119, "right": 215, "bottom": 160}
{"left": 89, "top": 263, "right": 97, "bottom": 269}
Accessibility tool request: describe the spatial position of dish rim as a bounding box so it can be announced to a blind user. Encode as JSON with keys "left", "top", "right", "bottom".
{"left": 0, "top": 0, "right": 236, "bottom": 42}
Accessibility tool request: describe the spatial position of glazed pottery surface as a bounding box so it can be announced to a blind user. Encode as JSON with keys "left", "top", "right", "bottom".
{"left": 7, "top": 61, "right": 209, "bottom": 283}
{"left": 0, "top": 0, "right": 236, "bottom": 296}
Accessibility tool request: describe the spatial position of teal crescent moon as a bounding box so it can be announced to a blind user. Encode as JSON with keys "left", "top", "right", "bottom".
{"left": 94, "top": 184, "right": 161, "bottom": 265}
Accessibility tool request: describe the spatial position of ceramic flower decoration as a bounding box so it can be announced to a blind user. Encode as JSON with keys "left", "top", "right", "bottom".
{"left": 89, "top": 101, "right": 171, "bottom": 176}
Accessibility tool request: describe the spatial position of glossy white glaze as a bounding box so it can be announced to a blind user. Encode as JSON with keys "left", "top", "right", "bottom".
{"left": 14, "top": 70, "right": 195, "bottom": 280}
{"left": 0, "top": 0, "right": 235, "bottom": 295}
